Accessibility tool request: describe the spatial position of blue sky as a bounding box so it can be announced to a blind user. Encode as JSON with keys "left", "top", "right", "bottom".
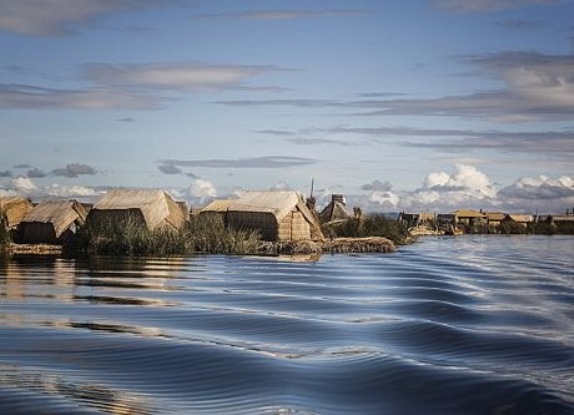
{"left": 1, "top": 0, "right": 573, "bottom": 213}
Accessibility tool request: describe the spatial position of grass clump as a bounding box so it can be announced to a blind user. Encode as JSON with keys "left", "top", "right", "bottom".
{"left": 76, "top": 213, "right": 261, "bottom": 256}
{"left": 184, "top": 214, "right": 261, "bottom": 254}
{"left": 0, "top": 213, "right": 10, "bottom": 249}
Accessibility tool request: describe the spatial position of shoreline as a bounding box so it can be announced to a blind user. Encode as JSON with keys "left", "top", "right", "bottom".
{"left": 3, "top": 236, "right": 396, "bottom": 257}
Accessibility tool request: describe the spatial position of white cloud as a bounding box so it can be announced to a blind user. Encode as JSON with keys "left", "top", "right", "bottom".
{"left": 45, "top": 184, "right": 97, "bottom": 197}
{"left": 271, "top": 181, "right": 292, "bottom": 190}
{"left": 11, "top": 176, "right": 38, "bottom": 192}
{"left": 185, "top": 178, "right": 217, "bottom": 207}
{"left": 391, "top": 164, "right": 500, "bottom": 211}
{"left": 499, "top": 175, "right": 574, "bottom": 199}
{"left": 83, "top": 63, "right": 278, "bottom": 91}
{"left": 424, "top": 164, "right": 496, "bottom": 198}
{"left": 495, "top": 175, "right": 574, "bottom": 212}
{"left": 2, "top": 176, "right": 99, "bottom": 201}
{"left": 355, "top": 166, "right": 571, "bottom": 213}
{"left": 424, "top": 172, "right": 451, "bottom": 188}
{"left": 0, "top": 188, "right": 18, "bottom": 197}
{"left": 368, "top": 191, "right": 400, "bottom": 208}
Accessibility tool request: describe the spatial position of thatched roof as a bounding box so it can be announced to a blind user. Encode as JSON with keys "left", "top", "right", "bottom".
{"left": 452, "top": 209, "right": 486, "bottom": 218}
{"left": 550, "top": 215, "right": 574, "bottom": 223}
{"left": 201, "top": 199, "right": 235, "bottom": 213}
{"left": 227, "top": 191, "right": 319, "bottom": 226}
{"left": 319, "top": 200, "right": 352, "bottom": 223}
{"left": 506, "top": 214, "right": 534, "bottom": 223}
{"left": 227, "top": 191, "right": 303, "bottom": 219}
{"left": 0, "top": 197, "right": 34, "bottom": 228}
{"left": 203, "top": 192, "right": 306, "bottom": 219}
{"left": 485, "top": 212, "right": 506, "bottom": 221}
{"left": 90, "top": 189, "right": 186, "bottom": 230}
{"left": 21, "top": 200, "right": 87, "bottom": 238}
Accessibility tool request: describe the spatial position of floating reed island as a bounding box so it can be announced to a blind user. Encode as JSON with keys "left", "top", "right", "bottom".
{"left": 1, "top": 190, "right": 406, "bottom": 257}
{"left": 258, "top": 236, "right": 396, "bottom": 256}
{"left": 6, "top": 189, "right": 570, "bottom": 258}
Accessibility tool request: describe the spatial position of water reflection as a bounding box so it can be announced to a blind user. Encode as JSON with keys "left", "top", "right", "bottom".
{"left": 0, "top": 364, "right": 153, "bottom": 415}
{"left": 1, "top": 237, "right": 573, "bottom": 414}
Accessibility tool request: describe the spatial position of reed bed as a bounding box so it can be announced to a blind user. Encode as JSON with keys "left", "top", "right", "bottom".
{"left": 75, "top": 214, "right": 261, "bottom": 256}
{"left": 0, "top": 214, "right": 10, "bottom": 249}
{"left": 322, "top": 213, "right": 411, "bottom": 245}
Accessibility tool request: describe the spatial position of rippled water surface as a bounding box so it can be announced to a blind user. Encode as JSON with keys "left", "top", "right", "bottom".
{"left": 1, "top": 235, "right": 573, "bottom": 414}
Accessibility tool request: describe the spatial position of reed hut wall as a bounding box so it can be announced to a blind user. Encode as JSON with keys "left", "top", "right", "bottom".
{"left": 227, "top": 210, "right": 277, "bottom": 240}
{"left": 0, "top": 198, "right": 34, "bottom": 229}
{"left": 278, "top": 211, "right": 311, "bottom": 241}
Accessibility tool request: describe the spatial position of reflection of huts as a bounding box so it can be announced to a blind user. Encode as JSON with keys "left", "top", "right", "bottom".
{"left": 87, "top": 189, "right": 187, "bottom": 231}
{"left": 19, "top": 200, "right": 87, "bottom": 245}
{"left": 0, "top": 197, "right": 34, "bottom": 229}
{"left": 319, "top": 194, "right": 352, "bottom": 224}
{"left": 201, "top": 191, "right": 323, "bottom": 241}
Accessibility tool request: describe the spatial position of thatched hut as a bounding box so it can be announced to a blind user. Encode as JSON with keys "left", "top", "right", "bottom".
{"left": 485, "top": 212, "right": 506, "bottom": 227}
{"left": 87, "top": 189, "right": 187, "bottom": 231}
{"left": 201, "top": 191, "right": 323, "bottom": 242}
{"left": 502, "top": 214, "right": 534, "bottom": 227}
{"left": 452, "top": 209, "right": 487, "bottom": 226}
{"left": 19, "top": 200, "right": 87, "bottom": 245}
{"left": 399, "top": 212, "right": 434, "bottom": 229}
{"left": 319, "top": 194, "right": 353, "bottom": 224}
{"left": 0, "top": 197, "right": 34, "bottom": 230}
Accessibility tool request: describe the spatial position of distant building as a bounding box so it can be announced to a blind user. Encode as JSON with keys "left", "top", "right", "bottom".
{"left": 451, "top": 209, "right": 487, "bottom": 226}
{"left": 19, "top": 200, "right": 87, "bottom": 245}
{"left": 399, "top": 212, "right": 434, "bottom": 229}
{"left": 201, "top": 191, "right": 323, "bottom": 242}
{"left": 87, "top": 189, "right": 187, "bottom": 231}
{"left": 546, "top": 214, "right": 574, "bottom": 224}
{"left": 319, "top": 194, "right": 353, "bottom": 224}
{"left": 501, "top": 214, "right": 535, "bottom": 227}
{"left": 485, "top": 212, "right": 506, "bottom": 227}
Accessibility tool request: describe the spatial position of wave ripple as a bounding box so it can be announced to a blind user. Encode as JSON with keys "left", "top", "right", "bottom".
{"left": 1, "top": 235, "right": 573, "bottom": 414}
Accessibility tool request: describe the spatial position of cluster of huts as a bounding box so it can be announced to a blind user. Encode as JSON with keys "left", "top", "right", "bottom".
{"left": 1, "top": 190, "right": 355, "bottom": 247}
{"left": 1, "top": 190, "right": 191, "bottom": 246}
{"left": 399, "top": 208, "right": 574, "bottom": 234}
{"left": 4, "top": 190, "right": 571, "bottom": 248}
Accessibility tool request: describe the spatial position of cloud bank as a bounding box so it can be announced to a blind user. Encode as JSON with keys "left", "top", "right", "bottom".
{"left": 434, "top": 0, "right": 564, "bottom": 14}
{"left": 355, "top": 164, "right": 573, "bottom": 213}
{"left": 0, "top": 0, "right": 165, "bottom": 36}
{"left": 160, "top": 156, "right": 316, "bottom": 170}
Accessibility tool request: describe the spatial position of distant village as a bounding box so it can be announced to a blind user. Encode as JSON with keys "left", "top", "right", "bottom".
{"left": 1, "top": 189, "right": 573, "bottom": 254}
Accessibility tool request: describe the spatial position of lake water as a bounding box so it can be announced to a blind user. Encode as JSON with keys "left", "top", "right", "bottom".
{"left": 1, "top": 235, "right": 573, "bottom": 414}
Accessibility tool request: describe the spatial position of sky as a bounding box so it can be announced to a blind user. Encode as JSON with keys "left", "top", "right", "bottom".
{"left": 1, "top": 0, "right": 573, "bottom": 214}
